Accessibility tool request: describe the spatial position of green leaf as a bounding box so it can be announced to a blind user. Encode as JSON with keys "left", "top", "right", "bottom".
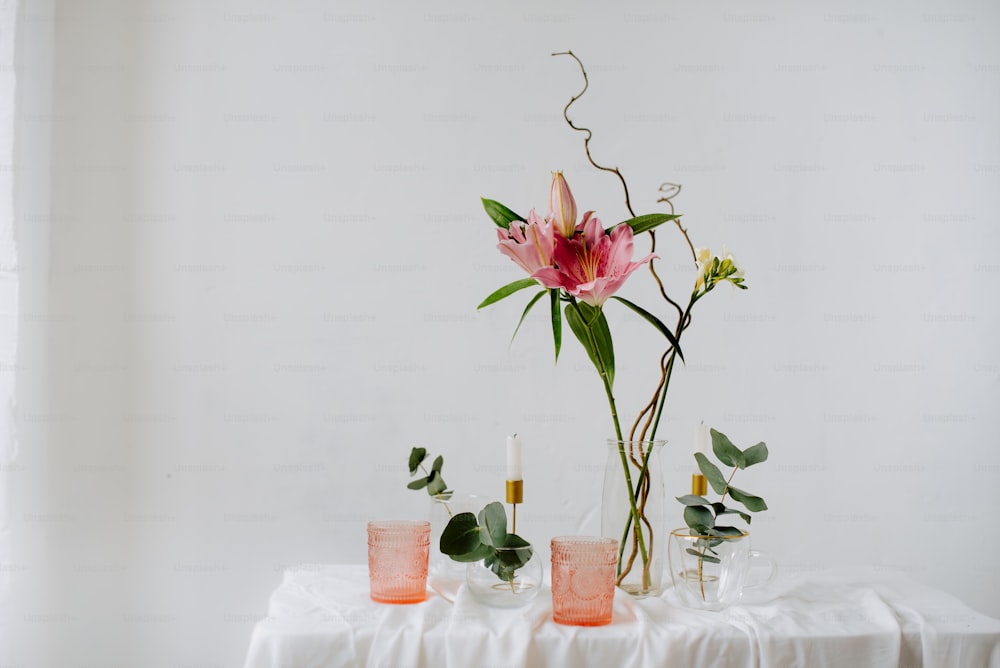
{"left": 711, "top": 502, "right": 752, "bottom": 525}
{"left": 676, "top": 494, "right": 712, "bottom": 506}
{"left": 686, "top": 547, "right": 721, "bottom": 564}
{"left": 742, "top": 441, "right": 769, "bottom": 467}
{"left": 451, "top": 543, "right": 494, "bottom": 563}
{"left": 491, "top": 561, "right": 519, "bottom": 582}
{"left": 728, "top": 486, "right": 768, "bottom": 512}
{"left": 711, "top": 428, "right": 745, "bottom": 469}
{"left": 431, "top": 455, "right": 444, "bottom": 474}
{"left": 683, "top": 505, "right": 715, "bottom": 533}
{"left": 425, "top": 470, "right": 448, "bottom": 497}
{"left": 549, "top": 289, "right": 562, "bottom": 362}
{"left": 481, "top": 198, "right": 525, "bottom": 230}
{"left": 408, "top": 447, "right": 427, "bottom": 475}
{"left": 617, "top": 213, "right": 682, "bottom": 235}
{"left": 510, "top": 290, "right": 546, "bottom": 346}
{"left": 565, "top": 303, "right": 610, "bottom": 384}
{"left": 440, "top": 512, "right": 484, "bottom": 556}
{"left": 478, "top": 502, "right": 508, "bottom": 548}
{"left": 406, "top": 477, "right": 429, "bottom": 490}
{"left": 694, "top": 453, "right": 728, "bottom": 495}
{"left": 609, "top": 296, "right": 683, "bottom": 362}
{"left": 709, "top": 526, "right": 744, "bottom": 537}
{"left": 697, "top": 537, "right": 725, "bottom": 551}
{"left": 576, "top": 302, "right": 615, "bottom": 387}
{"left": 494, "top": 534, "right": 533, "bottom": 577}
{"left": 478, "top": 278, "right": 539, "bottom": 310}
{"left": 501, "top": 533, "right": 531, "bottom": 549}
{"left": 491, "top": 536, "right": 533, "bottom": 582}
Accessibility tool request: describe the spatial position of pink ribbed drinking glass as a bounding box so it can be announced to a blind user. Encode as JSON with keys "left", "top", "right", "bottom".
{"left": 551, "top": 536, "right": 618, "bottom": 626}
{"left": 367, "top": 520, "right": 431, "bottom": 604}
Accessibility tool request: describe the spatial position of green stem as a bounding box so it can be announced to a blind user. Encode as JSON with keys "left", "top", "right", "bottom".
{"left": 614, "top": 299, "right": 696, "bottom": 581}
{"left": 698, "top": 547, "right": 706, "bottom": 600}
{"left": 569, "top": 299, "right": 649, "bottom": 572}
{"left": 647, "top": 298, "right": 696, "bottom": 442}
{"left": 616, "top": 440, "right": 659, "bottom": 589}
{"left": 420, "top": 463, "right": 452, "bottom": 517}
{"left": 719, "top": 466, "right": 739, "bottom": 504}
{"left": 698, "top": 468, "right": 739, "bottom": 599}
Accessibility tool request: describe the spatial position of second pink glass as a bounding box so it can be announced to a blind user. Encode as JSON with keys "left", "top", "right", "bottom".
{"left": 367, "top": 520, "right": 430, "bottom": 604}
{"left": 550, "top": 536, "right": 618, "bottom": 626}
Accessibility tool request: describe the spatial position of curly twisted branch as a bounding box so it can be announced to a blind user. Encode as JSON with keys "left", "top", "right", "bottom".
{"left": 551, "top": 51, "right": 636, "bottom": 219}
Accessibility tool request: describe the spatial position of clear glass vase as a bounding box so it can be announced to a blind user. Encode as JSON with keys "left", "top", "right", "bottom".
{"left": 427, "top": 493, "right": 491, "bottom": 600}
{"left": 465, "top": 542, "right": 543, "bottom": 608}
{"left": 601, "top": 439, "right": 667, "bottom": 597}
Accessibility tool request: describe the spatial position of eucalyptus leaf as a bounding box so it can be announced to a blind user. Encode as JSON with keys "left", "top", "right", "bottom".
{"left": 711, "top": 428, "right": 745, "bottom": 469}
{"left": 708, "top": 526, "right": 744, "bottom": 537}
{"left": 501, "top": 533, "right": 531, "bottom": 549}
{"left": 711, "top": 502, "right": 752, "bottom": 525}
{"left": 478, "top": 502, "right": 508, "bottom": 548}
{"left": 495, "top": 539, "right": 531, "bottom": 567}
{"left": 694, "top": 453, "right": 728, "bottom": 495}
{"left": 492, "top": 536, "right": 533, "bottom": 582}
{"left": 478, "top": 278, "right": 539, "bottom": 310}
{"left": 431, "top": 455, "right": 444, "bottom": 474}
{"left": 695, "top": 537, "right": 724, "bottom": 550}
{"left": 440, "top": 512, "right": 484, "bottom": 556}
{"left": 728, "top": 486, "right": 768, "bottom": 512}
{"left": 742, "top": 441, "right": 769, "bottom": 467}
{"left": 406, "top": 477, "right": 428, "bottom": 490}
{"left": 683, "top": 505, "right": 715, "bottom": 533}
{"left": 610, "top": 296, "right": 683, "bottom": 362}
{"left": 676, "top": 494, "right": 712, "bottom": 506}
{"left": 452, "top": 543, "right": 494, "bottom": 563}
{"left": 481, "top": 197, "right": 525, "bottom": 230}
{"left": 491, "top": 561, "right": 519, "bottom": 582}
{"left": 425, "top": 470, "right": 448, "bottom": 497}
{"left": 686, "top": 548, "right": 721, "bottom": 564}
{"left": 408, "top": 447, "right": 427, "bottom": 475}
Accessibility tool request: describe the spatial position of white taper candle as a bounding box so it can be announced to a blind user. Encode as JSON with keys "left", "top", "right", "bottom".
{"left": 506, "top": 434, "right": 523, "bottom": 481}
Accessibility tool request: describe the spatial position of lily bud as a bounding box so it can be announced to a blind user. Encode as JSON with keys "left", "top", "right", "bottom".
{"left": 549, "top": 171, "right": 577, "bottom": 238}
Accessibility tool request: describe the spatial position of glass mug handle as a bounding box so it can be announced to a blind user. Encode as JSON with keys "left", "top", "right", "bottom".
{"left": 744, "top": 550, "right": 777, "bottom": 590}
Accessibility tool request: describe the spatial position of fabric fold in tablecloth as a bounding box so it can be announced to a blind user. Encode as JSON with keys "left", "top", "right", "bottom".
{"left": 243, "top": 564, "right": 1000, "bottom": 668}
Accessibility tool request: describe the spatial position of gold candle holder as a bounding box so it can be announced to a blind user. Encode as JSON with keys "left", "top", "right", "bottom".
{"left": 691, "top": 473, "right": 707, "bottom": 496}
{"left": 506, "top": 479, "right": 523, "bottom": 533}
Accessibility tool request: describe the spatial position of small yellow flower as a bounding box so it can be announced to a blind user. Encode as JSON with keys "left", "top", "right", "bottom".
{"left": 694, "top": 247, "right": 712, "bottom": 289}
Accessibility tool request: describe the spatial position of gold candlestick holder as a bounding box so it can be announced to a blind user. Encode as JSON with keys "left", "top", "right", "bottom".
{"left": 691, "top": 473, "right": 707, "bottom": 496}
{"left": 506, "top": 479, "right": 523, "bottom": 533}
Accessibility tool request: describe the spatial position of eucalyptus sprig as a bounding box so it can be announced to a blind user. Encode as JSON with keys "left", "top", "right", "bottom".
{"left": 439, "top": 501, "right": 532, "bottom": 584}
{"left": 406, "top": 447, "right": 451, "bottom": 500}
{"left": 676, "top": 428, "right": 769, "bottom": 564}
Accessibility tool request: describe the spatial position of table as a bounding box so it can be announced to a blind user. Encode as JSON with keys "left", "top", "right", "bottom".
{"left": 243, "top": 564, "right": 1000, "bottom": 668}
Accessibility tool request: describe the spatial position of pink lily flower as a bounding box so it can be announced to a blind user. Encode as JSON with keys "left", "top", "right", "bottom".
{"left": 533, "top": 213, "right": 655, "bottom": 307}
{"left": 548, "top": 171, "right": 578, "bottom": 238}
{"left": 496, "top": 209, "right": 556, "bottom": 276}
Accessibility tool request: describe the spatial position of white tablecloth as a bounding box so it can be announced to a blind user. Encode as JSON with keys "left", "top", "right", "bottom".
{"left": 243, "top": 564, "right": 1000, "bottom": 668}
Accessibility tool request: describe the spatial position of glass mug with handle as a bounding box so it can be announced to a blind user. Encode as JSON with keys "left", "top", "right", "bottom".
{"left": 667, "top": 529, "right": 776, "bottom": 611}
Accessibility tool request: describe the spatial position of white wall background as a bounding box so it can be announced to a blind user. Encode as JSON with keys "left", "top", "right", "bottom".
{"left": 6, "top": 0, "right": 999, "bottom": 666}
